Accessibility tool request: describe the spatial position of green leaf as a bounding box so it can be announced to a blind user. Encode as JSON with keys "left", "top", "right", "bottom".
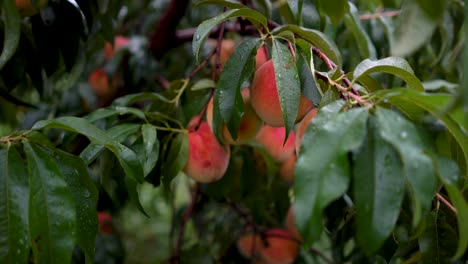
{"left": 415, "top": 0, "right": 446, "bottom": 21}
{"left": 272, "top": 25, "right": 342, "bottom": 66}
{"left": 419, "top": 211, "right": 459, "bottom": 262}
{"left": 80, "top": 123, "right": 141, "bottom": 166}
{"left": 297, "top": 50, "right": 321, "bottom": 106}
{"left": 213, "top": 38, "right": 260, "bottom": 141}
{"left": 317, "top": 0, "right": 348, "bottom": 25}
{"left": 32, "top": 117, "right": 144, "bottom": 183}
{"left": 192, "top": 8, "right": 267, "bottom": 63}
{"left": 343, "top": 3, "right": 377, "bottom": 59}
{"left": 195, "top": 0, "right": 246, "bottom": 9}
{"left": 53, "top": 149, "right": 98, "bottom": 264}
{"left": 353, "top": 117, "right": 405, "bottom": 254}
{"left": 277, "top": 1, "right": 296, "bottom": 24}
{"left": 434, "top": 156, "right": 468, "bottom": 259}
{"left": 375, "top": 108, "right": 436, "bottom": 226}
{"left": 272, "top": 38, "right": 301, "bottom": 138}
{"left": 0, "top": 1, "right": 21, "bottom": 71}
{"left": 141, "top": 124, "right": 160, "bottom": 176}
{"left": 294, "top": 107, "right": 369, "bottom": 245}
{"left": 162, "top": 133, "right": 189, "bottom": 188}
{"left": 112, "top": 92, "right": 172, "bottom": 106}
{"left": 391, "top": 0, "right": 438, "bottom": 57}
{"left": 353, "top": 57, "right": 424, "bottom": 91}
{"left": 0, "top": 147, "right": 30, "bottom": 263}
{"left": 125, "top": 177, "right": 149, "bottom": 217}
{"left": 191, "top": 78, "right": 216, "bottom": 91}
{"left": 23, "top": 142, "right": 76, "bottom": 264}
{"left": 372, "top": 89, "right": 468, "bottom": 176}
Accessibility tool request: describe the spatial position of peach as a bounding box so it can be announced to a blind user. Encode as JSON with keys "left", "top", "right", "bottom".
{"left": 104, "top": 36, "right": 130, "bottom": 60}
{"left": 295, "top": 108, "right": 319, "bottom": 154}
{"left": 88, "top": 68, "right": 112, "bottom": 97}
{"left": 237, "top": 232, "right": 262, "bottom": 258}
{"left": 16, "top": 0, "right": 48, "bottom": 16}
{"left": 206, "top": 89, "right": 263, "bottom": 145}
{"left": 279, "top": 154, "right": 296, "bottom": 183}
{"left": 183, "top": 121, "right": 230, "bottom": 183}
{"left": 98, "top": 212, "right": 113, "bottom": 234}
{"left": 284, "top": 207, "right": 302, "bottom": 242}
{"left": 255, "top": 45, "right": 268, "bottom": 70}
{"left": 250, "top": 60, "right": 314, "bottom": 127}
{"left": 255, "top": 125, "right": 295, "bottom": 163}
{"left": 208, "top": 39, "right": 236, "bottom": 69}
{"left": 260, "top": 229, "right": 299, "bottom": 264}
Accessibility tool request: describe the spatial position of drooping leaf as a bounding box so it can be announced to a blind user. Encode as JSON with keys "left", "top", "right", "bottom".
{"left": 141, "top": 124, "right": 160, "bottom": 176}
{"left": 213, "top": 38, "right": 260, "bottom": 141}
{"left": 294, "top": 107, "right": 369, "bottom": 245}
{"left": 0, "top": 0, "right": 21, "bottom": 71}
{"left": 353, "top": 57, "right": 424, "bottom": 91}
{"left": 112, "top": 92, "right": 172, "bottom": 106}
{"left": 125, "top": 176, "right": 149, "bottom": 217}
{"left": 191, "top": 78, "right": 216, "bottom": 91}
{"left": 375, "top": 108, "right": 436, "bottom": 226}
{"left": 316, "top": 0, "right": 348, "bottom": 25}
{"left": 0, "top": 147, "right": 30, "bottom": 263}
{"left": 195, "top": 0, "right": 246, "bottom": 9}
{"left": 296, "top": 50, "right": 321, "bottom": 106}
{"left": 372, "top": 89, "right": 468, "bottom": 176}
{"left": 343, "top": 2, "right": 377, "bottom": 59}
{"left": 162, "top": 133, "right": 189, "bottom": 188}
{"left": 80, "top": 123, "right": 141, "bottom": 166}
{"left": 272, "top": 25, "right": 342, "bottom": 66}
{"left": 23, "top": 142, "right": 76, "bottom": 264}
{"left": 271, "top": 38, "right": 300, "bottom": 138}
{"left": 353, "top": 117, "right": 404, "bottom": 254}
{"left": 419, "top": 211, "right": 458, "bottom": 262}
{"left": 32, "top": 117, "right": 144, "bottom": 183}
{"left": 276, "top": 1, "right": 296, "bottom": 24}
{"left": 391, "top": 0, "right": 438, "bottom": 57}
{"left": 434, "top": 156, "right": 468, "bottom": 259}
{"left": 54, "top": 149, "right": 98, "bottom": 264}
{"left": 192, "top": 8, "right": 267, "bottom": 63}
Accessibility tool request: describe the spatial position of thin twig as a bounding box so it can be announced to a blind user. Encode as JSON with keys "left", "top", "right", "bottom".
{"left": 188, "top": 48, "right": 217, "bottom": 81}
{"left": 213, "top": 21, "right": 226, "bottom": 79}
{"left": 436, "top": 193, "right": 457, "bottom": 214}
{"left": 359, "top": 10, "right": 401, "bottom": 20}
{"left": 315, "top": 72, "right": 372, "bottom": 107}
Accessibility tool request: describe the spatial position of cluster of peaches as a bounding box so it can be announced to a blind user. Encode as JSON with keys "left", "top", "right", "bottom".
{"left": 184, "top": 39, "right": 318, "bottom": 263}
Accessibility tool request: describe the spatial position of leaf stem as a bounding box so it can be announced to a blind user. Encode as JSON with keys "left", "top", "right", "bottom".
{"left": 436, "top": 193, "right": 457, "bottom": 214}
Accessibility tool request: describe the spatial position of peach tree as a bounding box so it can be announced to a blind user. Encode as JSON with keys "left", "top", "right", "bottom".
{"left": 0, "top": 0, "right": 466, "bottom": 263}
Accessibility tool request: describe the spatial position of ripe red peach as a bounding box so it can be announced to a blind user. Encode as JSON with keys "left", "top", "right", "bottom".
{"left": 250, "top": 60, "right": 314, "bottom": 127}
{"left": 279, "top": 154, "right": 296, "bottom": 183}
{"left": 88, "top": 68, "right": 113, "bottom": 97}
{"left": 237, "top": 232, "right": 262, "bottom": 258}
{"left": 206, "top": 89, "right": 263, "bottom": 145}
{"left": 284, "top": 207, "right": 302, "bottom": 242}
{"left": 104, "top": 36, "right": 130, "bottom": 60}
{"left": 295, "top": 108, "right": 319, "bottom": 154}
{"left": 260, "top": 229, "right": 299, "bottom": 264}
{"left": 256, "top": 45, "right": 269, "bottom": 70}
{"left": 183, "top": 121, "right": 230, "bottom": 183}
{"left": 255, "top": 125, "right": 295, "bottom": 163}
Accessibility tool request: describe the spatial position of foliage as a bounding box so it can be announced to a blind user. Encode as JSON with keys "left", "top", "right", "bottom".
{"left": 0, "top": 0, "right": 466, "bottom": 263}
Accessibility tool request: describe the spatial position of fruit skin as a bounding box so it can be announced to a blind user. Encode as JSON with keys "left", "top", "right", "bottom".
{"left": 250, "top": 60, "right": 314, "bottom": 127}
{"left": 295, "top": 108, "right": 319, "bottom": 154}
{"left": 256, "top": 45, "right": 268, "bottom": 70}
{"left": 183, "top": 121, "right": 230, "bottom": 183}
{"left": 206, "top": 88, "right": 263, "bottom": 145}
{"left": 279, "top": 154, "right": 296, "bottom": 183}
{"left": 284, "top": 207, "right": 302, "bottom": 242}
{"left": 255, "top": 125, "right": 295, "bottom": 163}
{"left": 260, "top": 229, "right": 299, "bottom": 264}
{"left": 16, "top": 0, "right": 48, "bottom": 17}
{"left": 88, "top": 68, "right": 117, "bottom": 98}
{"left": 98, "top": 212, "right": 113, "bottom": 234}
{"left": 104, "top": 36, "right": 130, "bottom": 60}
{"left": 237, "top": 232, "right": 262, "bottom": 258}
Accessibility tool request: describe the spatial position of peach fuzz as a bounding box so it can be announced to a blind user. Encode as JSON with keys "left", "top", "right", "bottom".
{"left": 255, "top": 125, "right": 295, "bottom": 163}
{"left": 284, "top": 207, "right": 302, "bottom": 242}
{"left": 279, "top": 154, "right": 296, "bottom": 183}
{"left": 295, "top": 108, "right": 319, "bottom": 154}
{"left": 250, "top": 60, "right": 314, "bottom": 127}
{"left": 183, "top": 121, "right": 230, "bottom": 183}
{"left": 206, "top": 89, "right": 263, "bottom": 145}
{"left": 104, "top": 36, "right": 130, "bottom": 60}
{"left": 260, "top": 229, "right": 299, "bottom": 264}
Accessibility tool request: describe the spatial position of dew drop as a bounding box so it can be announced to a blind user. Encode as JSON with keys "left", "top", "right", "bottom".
{"left": 400, "top": 131, "right": 407, "bottom": 139}
{"left": 383, "top": 99, "right": 389, "bottom": 103}
{"left": 195, "top": 35, "right": 201, "bottom": 41}
{"left": 83, "top": 190, "right": 91, "bottom": 198}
